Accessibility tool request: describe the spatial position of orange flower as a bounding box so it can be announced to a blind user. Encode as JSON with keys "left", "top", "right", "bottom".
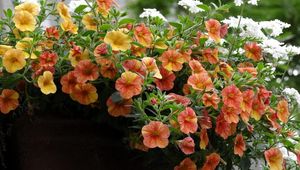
{"left": 174, "top": 158, "right": 197, "bottom": 170}
{"left": 264, "top": 148, "right": 283, "bottom": 170}
{"left": 39, "top": 51, "right": 58, "bottom": 67}
{"left": 178, "top": 107, "right": 198, "bottom": 134}
{"left": 266, "top": 110, "right": 281, "bottom": 130}
{"left": 187, "top": 73, "right": 214, "bottom": 92}
{"left": 115, "top": 71, "right": 143, "bottom": 99}
{"left": 234, "top": 134, "right": 246, "bottom": 157}
{"left": 218, "top": 62, "right": 233, "bottom": 80}
{"left": 189, "top": 59, "right": 206, "bottom": 74}
{"left": 96, "top": 0, "right": 116, "bottom": 16}
{"left": 159, "top": 49, "right": 185, "bottom": 72}
{"left": 277, "top": 99, "right": 289, "bottom": 123}
{"left": 134, "top": 23, "right": 152, "bottom": 47}
{"left": 166, "top": 93, "right": 191, "bottom": 106}
{"left": 201, "top": 153, "right": 220, "bottom": 170}
{"left": 244, "top": 42, "right": 262, "bottom": 61}
{"left": 106, "top": 95, "right": 132, "bottom": 117}
{"left": 94, "top": 43, "right": 108, "bottom": 57}
{"left": 241, "top": 89, "right": 254, "bottom": 114}
{"left": 0, "top": 89, "right": 19, "bottom": 114}
{"left": 178, "top": 137, "right": 195, "bottom": 155}
{"left": 251, "top": 97, "right": 266, "bottom": 121}
{"left": 70, "top": 83, "right": 98, "bottom": 105}
{"left": 221, "top": 85, "right": 243, "bottom": 109}
{"left": 69, "top": 46, "right": 89, "bottom": 67}
{"left": 221, "top": 105, "right": 240, "bottom": 124}
{"left": 74, "top": 60, "right": 99, "bottom": 83}
{"left": 141, "top": 121, "right": 170, "bottom": 148}
{"left": 199, "top": 110, "right": 212, "bottom": 129}
{"left": 60, "top": 71, "right": 78, "bottom": 94}
{"left": 238, "top": 62, "right": 258, "bottom": 77}
{"left": 122, "top": 59, "right": 146, "bottom": 76}
{"left": 200, "top": 129, "right": 209, "bottom": 149}
{"left": 45, "top": 26, "right": 59, "bottom": 39}
{"left": 99, "top": 60, "right": 117, "bottom": 79}
{"left": 202, "top": 92, "right": 220, "bottom": 109}
{"left": 142, "top": 57, "right": 162, "bottom": 79}
{"left": 154, "top": 67, "right": 176, "bottom": 91}
{"left": 215, "top": 113, "right": 235, "bottom": 139}
{"left": 183, "top": 84, "right": 192, "bottom": 95}
{"left": 258, "top": 86, "right": 272, "bottom": 105}
{"left": 205, "top": 19, "right": 221, "bottom": 43}
{"left": 131, "top": 45, "right": 146, "bottom": 57}
{"left": 203, "top": 48, "right": 219, "bottom": 64}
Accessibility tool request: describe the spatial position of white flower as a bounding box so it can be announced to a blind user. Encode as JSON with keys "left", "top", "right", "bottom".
{"left": 260, "top": 20, "right": 290, "bottom": 37}
{"left": 234, "top": 0, "right": 260, "bottom": 6}
{"left": 139, "top": 8, "right": 167, "bottom": 21}
{"left": 282, "top": 88, "right": 300, "bottom": 107}
{"left": 178, "top": 0, "right": 204, "bottom": 13}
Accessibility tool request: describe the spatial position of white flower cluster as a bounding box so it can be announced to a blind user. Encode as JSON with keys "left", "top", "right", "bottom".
{"left": 178, "top": 0, "right": 204, "bottom": 14}
{"left": 223, "top": 16, "right": 300, "bottom": 60}
{"left": 234, "top": 0, "right": 260, "bottom": 6}
{"left": 282, "top": 88, "right": 300, "bottom": 107}
{"left": 139, "top": 8, "right": 167, "bottom": 21}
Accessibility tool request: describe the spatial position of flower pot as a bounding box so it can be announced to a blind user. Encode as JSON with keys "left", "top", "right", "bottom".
{"left": 6, "top": 113, "right": 146, "bottom": 170}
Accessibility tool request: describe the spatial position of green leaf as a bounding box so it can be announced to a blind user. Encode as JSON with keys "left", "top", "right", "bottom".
{"left": 197, "top": 4, "right": 211, "bottom": 12}
{"left": 118, "top": 18, "right": 136, "bottom": 26}
{"left": 100, "top": 24, "right": 112, "bottom": 31}
{"left": 74, "top": 5, "right": 88, "bottom": 14}
{"left": 131, "top": 41, "right": 144, "bottom": 48}
{"left": 169, "top": 22, "right": 183, "bottom": 33}
{"left": 217, "top": 4, "right": 232, "bottom": 12}
{"left": 4, "top": 9, "right": 13, "bottom": 18}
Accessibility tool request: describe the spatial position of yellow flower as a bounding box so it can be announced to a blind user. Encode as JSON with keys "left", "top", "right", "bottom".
{"left": 37, "top": 71, "right": 57, "bottom": 95}
{"left": 104, "top": 30, "right": 132, "bottom": 51}
{"left": 57, "top": 2, "right": 71, "bottom": 20}
{"left": 3, "top": 49, "right": 26, "bottom": 73}
{"left": 0, "top": 45, "right": 13, "bottom": 56}
{"left": 61, "top": 20, "right": 78, "bottom": 34}
{"left": 13, "top": 11, "right": 36, "bottom": 32}
{"left": 82, "top": 13, "right": 97, "bottom": 31}
{"left": 69, "top": 48, "right": 89, "bottom": 67}
{"left": 15, "top": 2, "right": 40, "bottom": 16}
{"left": 13, "top": 28, "right": 21, "bottom": 39}
{"left": 15, "top": 37, "right": 37, "bottom": 59}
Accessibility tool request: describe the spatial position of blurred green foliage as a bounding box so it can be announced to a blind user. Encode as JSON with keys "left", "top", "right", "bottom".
{"left": 128, "top": 0, "right": 300, "bottom": 91}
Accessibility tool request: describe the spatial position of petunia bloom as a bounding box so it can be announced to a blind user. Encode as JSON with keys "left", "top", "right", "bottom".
{"left": 115, "top": 71, "right": 143, "bottom": 99}
{"left": 39, "top": 51, "right": 58, "bottom": 67}
{"left": 154, "top": 67, "right": 176, "bottom": 91}
{"left": 122, "top": 59, "right": 146, "bottom": 76}
{"left": 94, "top": 43, "right": 108, "bottom": 57}
{"left": 70, "top": 83, "right": 98, "bottom": 105}
{"left": 238, "top": 62, "right": 258, "bottom": 77}
{"left": 45, "top": 26, "right": 59, "bottom": 40}
{"left": 3, "top": 49, "right": 26, "bottom": 73}
{"left": 215, "top": 113, "right": 236, "bottom": 139}
{"left": 264, "top": 148, "right": 283, "bottom": 170}
{"left": 244, "top": 42, "right": 262, "bottom": 61}
{"left": 178, "top": 107, "right": 198, "bottom": 134}
{"left": 61, "top": 20, "right": 78, "bottom": 34}
{"left": 199, "top": 110, "right": 212, "bottom": 129}
{"left": 0, "top": 89, "right": 19, "bottom": 114}
{"left": 0, "top": 45, "right": 13, "bottom": 55}
{"left": 174, "top": 158, "right": 197, "bottom": 170}
{"left": 221, "top": 85, "right": 243, "bottom": 109}
{"left": 74, "top": 60, "right": 99, "bottom": 83}
{"left": 205, "top": 19, "right": 221, "bottom": 43}
{"left": 134, "top": 23, "right": 152, "bottom": 47}
{"left": 15, "top": 2, "right": 40, "bottom": 16}
{"left": 82, "top": 13, "right": 97, "bottom": 31}
{"left": 56, "top": 2, "right": 71, "bottom": 20}
{"left": 201, "top": 153, "right": 221, "bottom": 170}
{"left": 200, "top": 128, "right": 209, "bottom": 149}
{"left": 234, "top": 134, "right": 246, "bottom": 157}
{"left": 69, "top": 46, "right": 89, "bottom": 67}
{"left": 187, "top": 73, "right": 214, "bottom": 92}
{"left": 277, "top": 99, "right": 289, "bottom": 123}
{"left": 166, "top": 93, "right": 191, "bottom": 106}
{"left": 104, "top": 30, "right": 132, "bottom": 51}
{"left": 159, "top": 49, "right": 185, "bottom": 72}
{"left": 13, "top": 11, "right": 36, "bottom": 32}
{"left": 142, "top": 57, "right": 162, "bottom": 79}
{"left": 189, "top": 59, "right": 206, "bottom": 74}
{"left": 221, "top": 105, "right": 240, "bottom": 124}
{"left": 96, "top": 0, "right": 116, "bottom": 16}
{"left": 141, "top": 121, "right": 170, "bottom": 148}
{"left": 37, "top": 71, "right": 57, "bottom": 95}
{"left": 106, "top": 95, "right": 133, "bottom": 117}
{"left": 251, "top": 96, "right": 266, "bottom": 121}
{"left": 202, "top": 92, "right": 220, "bottom": 109}
{"left": 202, "top": 48, "right": 219, "bottom": 64}
{"left": 60, "top": 71, "right": 78, "bottom": 94}
{"left": 177, "top": 137, "right": 195, "bottom": 155}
